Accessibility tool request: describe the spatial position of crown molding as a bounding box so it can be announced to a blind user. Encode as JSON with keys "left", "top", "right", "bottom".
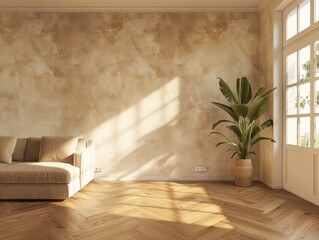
{"left": 0, "top": 6, "right": 260, "bottom": 12}
{"left": 258, "top": 0, "right": 271, "bottom": 10}
{"left": 0, "top": 0, "right": 269, "bottom": 12}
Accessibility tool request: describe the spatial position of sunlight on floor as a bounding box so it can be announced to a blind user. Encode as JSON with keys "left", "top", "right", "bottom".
{"left": 104, "top": 182, "right": 235, "bottom": 229}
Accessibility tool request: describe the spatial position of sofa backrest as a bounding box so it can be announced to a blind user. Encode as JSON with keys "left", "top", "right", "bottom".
{"left": 12, "top": 137, "right": 87, "bottom": 162}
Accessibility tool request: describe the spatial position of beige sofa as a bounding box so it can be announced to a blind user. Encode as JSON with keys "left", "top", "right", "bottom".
{"left": 0, "top": 137, "right": 95, "bottom": 200}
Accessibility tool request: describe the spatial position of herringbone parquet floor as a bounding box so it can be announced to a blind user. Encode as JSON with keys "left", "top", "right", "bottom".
{"left": 0, "top": 181, "right": 319, "bottom": 240}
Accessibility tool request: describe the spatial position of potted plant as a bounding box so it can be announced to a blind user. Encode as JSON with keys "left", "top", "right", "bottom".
{"left": 210, "top": 77, "right": 276, "bottom": 186}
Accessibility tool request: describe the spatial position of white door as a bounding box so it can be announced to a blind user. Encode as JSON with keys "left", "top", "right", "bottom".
{"left": 283, "top": 0, "right": 319, "bottom": 205}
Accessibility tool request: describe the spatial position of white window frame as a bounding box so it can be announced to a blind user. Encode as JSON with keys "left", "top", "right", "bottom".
{"left": 284, "top": 0, "right": 319, "bottom": 48}
{"left": 283, "top": 33, "right": 318, "bottom": 148}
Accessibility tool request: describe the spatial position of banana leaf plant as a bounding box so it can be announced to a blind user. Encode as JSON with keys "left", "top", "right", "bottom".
{"left": 210, "top": 77, "right": 276, "bottom": 159}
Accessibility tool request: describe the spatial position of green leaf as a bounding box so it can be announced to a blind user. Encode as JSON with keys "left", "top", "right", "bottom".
{"left": 253, "top": 87, "right": 276, "bottom": 100}
{"left": 233, "top": 104, "right": 249, "bottom": 118}
{"left": 226, "top": 148, "right": 235, "bottom": 153}
{"left": 236, "top": 77, "right": 252, "bottom": 104}
{"left": 251, "top": 119, "right": 273, "bottom": 139}
{"left": 253, "top": 87, "right": 265, "bottom": 100}
{"left": 211, "top": 102, "right": 239, "bottom": 121}
{"left": 212, "top": 119, "right": 235, "bottom": 130}
{"left": 251, "top": 125, "right": 263, "bottom": 139}
{"left": 247, "top": 97, "right": 269, "bottom": 121}
{"left": 249, "top": 151, "right": 257, "bottom": 158}
{"left": 227, "top": 125, "right": 241, "bottom": 139}
{"left": 251, "top": 137, "right": 276, "bottom": 146}
{"left": 209, "top": 131, "right": 237, "bottom": 147}
{"left": 216, "top": 142, "right": 231, "bottom": 147}
{"left": 261, "top": 119, "right": 273, "bottom": 129}
{"left": 218, "top": 77, "right": 238, "bottom": 104}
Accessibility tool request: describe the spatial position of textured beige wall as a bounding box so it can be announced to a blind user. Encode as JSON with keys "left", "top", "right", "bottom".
{"left": 260, "top": 1, "right": 275, "bottom": 186}
{"left": 0, "top": 12, "right": 260, "bottom": 180}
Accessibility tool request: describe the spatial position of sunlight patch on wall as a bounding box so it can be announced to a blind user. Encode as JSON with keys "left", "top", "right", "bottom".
{"left": 87, "top": 77, "right": 180, "bottom": 177}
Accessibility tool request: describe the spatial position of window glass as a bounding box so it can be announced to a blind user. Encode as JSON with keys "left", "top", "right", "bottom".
{"left": 287, "top": 52, "right": 298, "bottom": 85}
{"left": 287, "top": 86, "right": 298, "bottom": 115}
{"left": 315, "top": 117, "right": 319, "bottom": 148}
{"left": 300, "top": 117, "right": 310, "bottom": 147}
{"left": 315, "top": 41, "right": 319, "bottom": 77}
{"left": 315, "top": 81, "right": 319, "bottom": 113}
{"left": 287, "top": 8, "right": 298, "bottom": 40}
{"left": 299, "top": 83, "right": 311, "bottom": 114}
{"left": 287, "top": 118, "right": 298, "bottom": 145}
{"left": 299, "top": 45, "right": 310, "bottom": 81}
{"left": 316, "top": 0, "right": 319, "bottom": 22}
{"left": 299, "top": 0, "right": 310, "bottom": 32}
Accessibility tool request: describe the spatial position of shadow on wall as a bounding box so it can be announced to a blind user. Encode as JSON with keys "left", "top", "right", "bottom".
{"left": 0, "top": 12, "right": 260, "bottom": 180}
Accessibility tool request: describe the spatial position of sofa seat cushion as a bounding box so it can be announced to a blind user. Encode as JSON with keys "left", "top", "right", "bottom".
{"left": 0, "top": 162, "right": 79, "bottom": 184}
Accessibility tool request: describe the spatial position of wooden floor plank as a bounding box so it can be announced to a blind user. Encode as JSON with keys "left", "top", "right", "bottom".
{"left": 1, "top": 181, "right": 319, "bottom": 239}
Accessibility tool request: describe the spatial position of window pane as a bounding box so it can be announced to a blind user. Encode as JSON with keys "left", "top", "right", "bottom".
{"left": 315, "top": 81, "right": 319, "bottom": 113}
{"left": 299, "top": 83, "right": 311, "bottom": 114}
{"left": 287, "top": 86, "right": 298, "bottom": 115}
{"left": 299, "top": 46, "right": 310, "bottom": 81}
{"left": 287, "top": 118, "right": 297, "bottom": 145}
{"left": 286, "top": 8, "right": 297, "bottom": 40}
{"left": 299, "top": 0, "right": 310, "bottom": 32}
{"left": 315, "top": 117, "right": 319, "bottom": 148}
{"left": 300, "top": 117, "right": 310, "bottom": 147}
{"left": 315, "top": 41, "right": 319, "bottom": 77}
{"left": 316, "top": 0, "right": 319, "bottom": 22}
{"left": 287, "top": 52, "right": 297, "bottom": 85}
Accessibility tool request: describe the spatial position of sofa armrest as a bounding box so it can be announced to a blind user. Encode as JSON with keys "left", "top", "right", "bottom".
{"left": 73, "top": 141, "right": 95, "bottom": 187}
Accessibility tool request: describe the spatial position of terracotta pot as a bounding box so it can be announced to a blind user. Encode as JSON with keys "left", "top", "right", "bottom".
{"left": 234, "top": 159, "right": 253, "bottom": 187}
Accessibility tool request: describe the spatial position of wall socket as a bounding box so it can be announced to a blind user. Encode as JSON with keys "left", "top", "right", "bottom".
{"left": 194, "top": 166, "right": 207, "bottom": 172}
{"left": 95, "top": 167, "right": 103, "bottom": 172}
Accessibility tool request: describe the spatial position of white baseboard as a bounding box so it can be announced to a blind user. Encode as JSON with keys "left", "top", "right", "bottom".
{"left": 94, "top": 176, "right": 260, "bottom": 182}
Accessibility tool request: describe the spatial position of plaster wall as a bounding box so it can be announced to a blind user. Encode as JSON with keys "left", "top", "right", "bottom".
{"left": 0, "top": 12, "right": 260, "bottom": 180}
{"left": 260, "top": 0, "right": 287, "bottom": 188}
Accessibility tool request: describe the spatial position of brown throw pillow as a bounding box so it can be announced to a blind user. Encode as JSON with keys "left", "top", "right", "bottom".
{"left": 24, "top": 137, "right": 41, "bottom": 162}
{"left": 39, "top": 136, "right": 78, "bottom": 164}
{"left": 12, "top": 138, "right": 28, "bottom": 162}
{"left": 0, "top": 137, "right": 17, "bottom": 164}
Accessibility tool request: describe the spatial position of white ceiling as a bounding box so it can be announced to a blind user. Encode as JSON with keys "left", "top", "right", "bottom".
{"left": 0, "top": 0, "right": 270, "bottom": 12}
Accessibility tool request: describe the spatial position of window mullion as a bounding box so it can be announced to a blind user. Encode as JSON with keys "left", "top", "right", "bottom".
{"left": 310, "top": 43, "right": 315, "bottom": 148}
{"left": 311, "top": 0, "right": 315, "bottom": 24}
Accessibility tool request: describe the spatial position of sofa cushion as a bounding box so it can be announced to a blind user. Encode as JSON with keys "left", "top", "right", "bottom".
{"left": 39, "top": 136, "right": 78, "bottom": 164}
{"left": 13, "top": 138, "right": 28, "bottom": 162}
{"left": 0, "top": 137, "right": 17, "bottom": 164}
{"left": 24, "top": 137, "right": 41, "bottom": 162}
{"left": 0, "top": 162, "right": 79, "bottom": 184}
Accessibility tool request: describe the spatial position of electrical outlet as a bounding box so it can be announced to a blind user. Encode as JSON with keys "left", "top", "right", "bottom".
{"left": 194, "top": 166, "right": 207, "bottom": 172}
{"left": 95, "top": 167, "right": 103, "bottom": 172}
